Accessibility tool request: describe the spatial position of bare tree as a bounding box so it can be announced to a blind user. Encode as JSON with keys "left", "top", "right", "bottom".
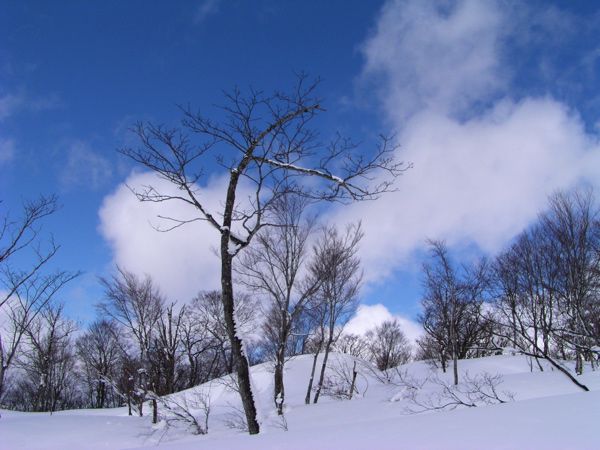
{"left": 419, "top": 240, "right": 488, "bottom": 385}
{"left": 120, "top": 76, "right": 406, "bottom": 433}
{"left": 237, "top": 195, "right": 319, "bottom": 414}
{"left": 0, "top": 195, "right": 78, "bottom": 400}
{"left": 487, "top": 189, "right": 599, "bottom": 391}
{"left": 76, "top": 319, "right": 123, "bottom": 408}
{"left": 17, "top": 303, "right": 78, "bottom": 412}
{"left": 97, "top": 267, "right": 164, "bottom": 416}
{"left": 311, "top": 223, "right": 362, "bottom": 404}
{"left": 541, "top": 190, "right": 600, "bottom": 374}
{"left": 335, "top": 333, "right": 369, "bottom": 360}
{"left": 366, "top": 319, "right": 411, "bottom": 371}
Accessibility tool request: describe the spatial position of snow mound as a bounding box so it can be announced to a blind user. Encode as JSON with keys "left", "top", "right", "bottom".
{"left": 1, "top": 353, "right": 599, "bottom": 450}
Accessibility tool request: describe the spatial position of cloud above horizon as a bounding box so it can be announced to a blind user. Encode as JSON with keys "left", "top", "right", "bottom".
{"left": 98, "top": 0, "right": 600, "bottom": 320}
{"left": 99, "top": 172, "right": 225, "bottom": 301}
{"left": 345, "top": 304, "right": 423, "bottom": 344}
{"left": 334, "top": 0, "right": 600, "bottom": 284}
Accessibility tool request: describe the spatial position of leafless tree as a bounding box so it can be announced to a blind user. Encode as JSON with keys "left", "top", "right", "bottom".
{"left": 541, "top": 190, "right": 600, "bottom": 374}
{"left": 76, "top": 319, "right": 123, "bottom": 408}
{"left": 120, "top": 76, "right": 407, "bottom": 433}
{"left": 16, "top": 303, "right": 78, "bottom": 412}
{"left": 366, "top": 319, "right": 412, "bottom": 371}
{"left": 0, "top": 195, "right": 78, "bottom": 400}
{"left": 237, "top": 195, "right": 319, "bottom": 414}
{"left": 335, "top": 333, "right": 370, "bottom": 360}
{"left": 97, "top": 267, "right": 164, "bottom": 415}
{"left": 150, "top": 303, "right": 186, "bottom": 395}
{"left": 418, "top": 240, "right": 488, "bottom": 385}
{"left": 487, "top": 189, "right": 599, "bottom": 391}
{"left": 98, "top": 268, "right": 164, "bottom": 362}
{"left": 311, "top": 223, "right": 362, "bottom": 404}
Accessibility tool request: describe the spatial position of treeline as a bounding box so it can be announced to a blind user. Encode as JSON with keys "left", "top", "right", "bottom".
{"left": 0, "top": 196, "right": 412, "bottom": 416}
{"left": 2, "top": 188, "right": 598, "bottom": 419}
{"left": 416, "top": 189, "right": 600, "bottom": 390}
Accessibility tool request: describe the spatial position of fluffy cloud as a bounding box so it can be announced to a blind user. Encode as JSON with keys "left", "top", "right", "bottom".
{"left": 345, "top": 304, "right": 423, "bottom": 344}
{"left": 335, "top": 0, "right": 600, "bottom": 284}
{"left": 98, "top": 171, "right": 228, "bottom": 301}
{"left": 99, "top": 0, "right": 600, "bottom": 313}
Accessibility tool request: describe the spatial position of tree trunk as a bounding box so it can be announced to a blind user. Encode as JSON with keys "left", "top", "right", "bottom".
{"left": 348, "top": 361, "right": 358, "bottom": 400}
{"left": 305, "top": 343, "right": 322, "bottom": 405}
{"left": 152, "top": 398, "right": 158, "bottom": 424}
{"left": 220, "top": 249, "right": 260, "bottom": 435}
{"left": 313, "top": 337, "right": 333, "bottom": 404}
{"left": 450, "top": 319, "right": 458, "bottom": 385}
{"left": 274, "top": 343, "right": 285, "bottom": 415}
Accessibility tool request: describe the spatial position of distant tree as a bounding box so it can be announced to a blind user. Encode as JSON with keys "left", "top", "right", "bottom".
{"left": 418, "top": 240, "right": 488, "bottom": 385}
{"left": 0, "top": 195, "right": 78, "bottom": 401}
{"left": 335, "top": 333, "right": 369, "bottom": 360}
{"left": 237, "top": 195, "right": 320, "bottom": 415}
{"left": 311, "top": 223, "right": 362, "bottom": 404}
{"left": 120, "top": 76, "right": 406, "bottom": 434}
{"left": 366, "top": 319, "right": 412, "bottom": 371}
{"left": 541, "top": 190, "right": 600, "bottom": 374}
{"left": 97, "top": 267, "right": 164, "bottom": 416}
{"left": 76, "top": 319, "right": 123, "bottom": 408}
{"left": 149, "top": 303, "right": 186, "bottom": 396}
{"left": 17, "top": 303, "right": 78, "bottom": 412}
{"left": 488, "top": 189, "right": 598, "bottom": 391}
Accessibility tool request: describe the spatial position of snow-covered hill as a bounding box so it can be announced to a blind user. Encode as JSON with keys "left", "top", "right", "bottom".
{"left": 1, "top": 353, "right": 599, "bottom": 449}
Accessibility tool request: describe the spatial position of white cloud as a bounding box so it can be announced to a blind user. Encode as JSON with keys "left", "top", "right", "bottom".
{"left": 99, "top": 171, "right": 243, "bottom": 301}
{"left": 60, "top": 140, "right": 112, "bottom": 190}
{"left": 335, "top": 0, "right": 600, "bottom": 284}
{"left": 361, "top": 0, "right": 505, "bottom": 123}
{"left": 194, "top": 0, "right": 220, "bottom": 24}
{"left": 345, "top": 303, "right": 423, "bottom": 344}
{"left": 0, "top": 137, "right": 15, "bottom": 165}
{"left": 0, "top": 93, "right": 23, "bottom": 122}
{"left": 0, "top": 91, "right": 61, "bottom": 122}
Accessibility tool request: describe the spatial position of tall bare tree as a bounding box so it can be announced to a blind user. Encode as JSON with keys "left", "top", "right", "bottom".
{"left": 76, "top": 319, "right": 123, "bottom": 408}
{"left": 97, "top": 267, "right": 164, "bottom": 416}
{"left": 18, "top": 303, "right": 78, "bottom": 412}
{"left": 120, "top": 76, "right": 406, "bottom": 433}
{"left": 0, "top": 195, "right": 78, "bottom": 400}
{"left": 311, "top": 223, "right": 362, "bottom": 404}
{"left": 419, "top": 240, "right": 488, "bottom": 385}
{"left": 237, "top": 195, "right": 319, "bottom": 415}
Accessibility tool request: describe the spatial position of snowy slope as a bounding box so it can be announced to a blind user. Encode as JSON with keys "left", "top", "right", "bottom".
{"left": 1, "top": 354, "right": 599, "bottom": 449}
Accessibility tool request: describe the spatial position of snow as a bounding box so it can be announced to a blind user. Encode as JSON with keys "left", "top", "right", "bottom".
{"left": 1, "top": 354, "right": 599, "bottom": 449}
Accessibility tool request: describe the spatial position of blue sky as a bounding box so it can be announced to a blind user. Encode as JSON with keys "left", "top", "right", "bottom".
{"left": 2, "top": 0, "right": 600, "bottom": 332}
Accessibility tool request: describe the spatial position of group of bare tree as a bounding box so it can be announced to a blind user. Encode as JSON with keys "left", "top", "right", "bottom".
{"left": 0, "top": 196, "right": 79, "bottom": 410}
{"left": 417, "top": 189, "right": 600, "bottom": 392}
{"left": 119, "top": 75, "right": 406, "bottom": 433}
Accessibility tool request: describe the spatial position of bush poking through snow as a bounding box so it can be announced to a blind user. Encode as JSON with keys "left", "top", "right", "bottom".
{"left": 320, "top": 359, "right": 367, "bottom": 400}
{"left": 402, "top": 372, "right": 514, "bottom": 414}
{"left": 149, "top": 390, "right": 211, "bottom": 435}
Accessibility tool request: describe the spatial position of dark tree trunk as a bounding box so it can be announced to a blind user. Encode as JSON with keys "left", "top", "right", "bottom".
{"left": 152, "top": 398, "right": 158, "bottom": 424}
{"left": 274, "top": 343, "right": 285, "bottom": 415}
{"left": 348, "top": 361, "right": 358, "bottom": 400}
{"left": 313, "top": 336, "right": 333, "bottom": 404}
{"left": 220, "top": 248, "right": 260, "bottom": 434}
{"left": 305, "top": 342, "right": 322, "bottom": 405}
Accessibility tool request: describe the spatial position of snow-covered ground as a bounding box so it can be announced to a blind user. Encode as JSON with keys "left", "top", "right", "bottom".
{"left": 1, "top": 354, "right": 599, "bottom": 449}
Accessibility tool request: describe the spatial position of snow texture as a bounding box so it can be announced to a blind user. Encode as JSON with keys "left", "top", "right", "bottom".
{"left": 1, "top": 354, "right": 599, "bottom": 449}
